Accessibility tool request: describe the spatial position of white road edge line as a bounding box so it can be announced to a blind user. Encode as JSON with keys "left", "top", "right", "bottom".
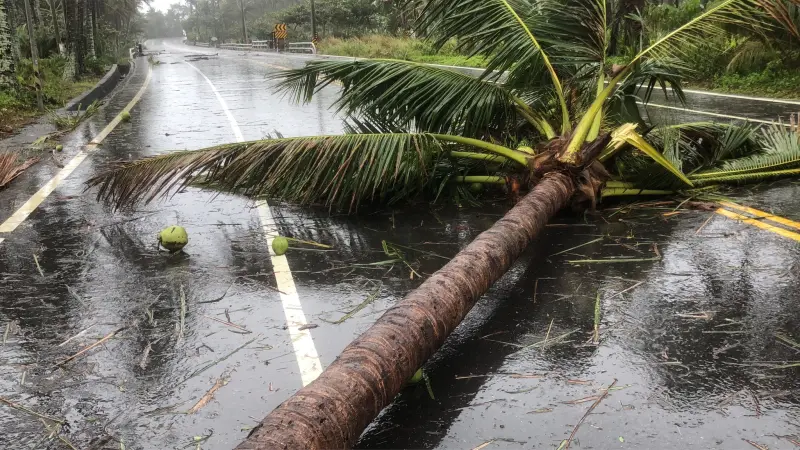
{"left": 184, "top": 61, "right": 323, "bottom": 386}
{"left": 0, "top": 67, "right": 153, "bottom": 236}
{"left": 640, "top": 101, "right": 790, "bottom": 126}
{"left": 214, "top": 45, "right": 800, "bottom": 106}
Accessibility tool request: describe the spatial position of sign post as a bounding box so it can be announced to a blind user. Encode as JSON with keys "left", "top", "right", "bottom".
{"left": 274, "top": 23, "right": 287, "bottom": 52}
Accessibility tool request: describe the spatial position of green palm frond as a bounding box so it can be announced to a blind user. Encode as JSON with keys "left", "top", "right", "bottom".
{"left": 535, "top": 0, "right": 608, "bottom": 64}
{"left": 608, "top": 123, "right": 694, "bottom": 186}
{"left": 693, "top": 167, "right": 800, "bottom": 185}
{"left": 87, "top": 134, "right": 452, "bottom": 211}
{"left": 415, "top": 0, "right": 570, "bottom": 131}
{"left": 628, "top": 0, "right": 767, "bottom": 67}
{"left": 726, "top": 38, "right": 773, "bottom": 73}
{"left": 691, "top": 125, "right": 800, "bottom": 180}
{"left": 272, "top": 59, "right": 552, "bottom": 138}
{"left": 566, "top": 0, "right": 767, "bottom": 158}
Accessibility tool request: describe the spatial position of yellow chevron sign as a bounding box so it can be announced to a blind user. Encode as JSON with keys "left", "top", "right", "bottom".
{"left": 274, "top": 23, "right": 287, "bottom": 39}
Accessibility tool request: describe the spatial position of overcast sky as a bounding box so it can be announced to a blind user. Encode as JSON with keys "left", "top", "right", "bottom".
{"left": 145, "top": 0, "right": 176, "bottom": 12}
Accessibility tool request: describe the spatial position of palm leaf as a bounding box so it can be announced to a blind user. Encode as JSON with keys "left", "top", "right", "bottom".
{"left": 693, "top": 167, "right": 800, "bottom": 184}
{"left": 87, "top": 134, "right": 451, "bottom": 211}
{"left": 608, "top": 123, "right": 694, "bottom": 186}
{"left": 414, "top": 0, "right": 570, "bottom": 131}
{"left": 628, "top": 0, "right": 767, "bottom": 67}
{"left": 272, "top": 59, "right": 552, "bottom": 138}
{"left": 566, "top": 0, "right": 767, "bottom": 157}
{"left": 691, "top": 124, "right": 800, "bottom": 179}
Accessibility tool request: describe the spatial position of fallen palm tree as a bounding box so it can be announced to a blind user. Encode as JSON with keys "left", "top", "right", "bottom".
{"left": 86, "top": 0, "right": 800, "bottom": 447}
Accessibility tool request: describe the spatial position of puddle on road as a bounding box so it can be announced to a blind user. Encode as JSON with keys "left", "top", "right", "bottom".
{"left": 356, "top": 194, "right": 800, "bottom": 450}
{"left": 3, "top": 191, "right": 800, "bottom": 449}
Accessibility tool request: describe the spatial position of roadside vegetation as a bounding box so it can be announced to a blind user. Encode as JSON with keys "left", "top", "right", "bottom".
{"left": 0, "top": 57, "right": 105, "bottom": 135}
{"left": 0, "top": 0, "right": 143, "bottom": 138}
{"left": 170, "top": 0, "right": 800, "bottom": 99}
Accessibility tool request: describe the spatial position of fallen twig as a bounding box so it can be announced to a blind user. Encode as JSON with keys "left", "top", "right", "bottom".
{"left": 188, "top": 376, "right": 229, "bottom": 414}
{"left": 197, "top": 283, "right": 234, "bottom": 304}
{"left": 563, "top": 379, "right": 617, "bottom": 449}
{"left": 743, "top": 438, "right": 768, "bottom": 450}
{"left": 33, "top": 254, "right": 44, "bottom": 277}
{"left": 695, "top": 213, "right": 715, "bottom": 234}
{"left": 58, "top": 323, "right": 96, "bottom": 347}
{"left": 55, "top": 327, "right": 126, "bottom": 367}
{"left": 203, "top": 314, "right": 250, "bottom": 333}
{"left": 549, "top": 237, "right": 603, "bottom": 257}
{"left": 178, "top": 336, "right": 258, "bottom": 386}
{"left": 0, "top": 396, "right": 64, "bottom": 423}
{"left": 321, "top": 282, "right": 382, "bottom": 325}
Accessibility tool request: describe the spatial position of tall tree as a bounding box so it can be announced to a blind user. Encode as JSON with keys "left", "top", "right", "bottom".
{"left": 45, "top": 0, "right": 62, "bottom": 51}
{"left": 23, "top": 0, "right": 43, "bottom": 110}
{"left": 0, "top": 0, "right": 15, "bottom": 88}
{"left": 84, "top": 0, "right": 94, "bottom": 57}
{"left": 238, "top": 0, "right": 247, "bottom": 41}
{"left": 62, "top": 0, "right": 84, "bottom": 80}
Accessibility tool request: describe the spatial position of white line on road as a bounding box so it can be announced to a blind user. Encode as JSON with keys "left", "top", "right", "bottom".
{"left": 185, "top": 61, "right": 323, "bottom": 386}
{"left": 0, "top": 67, "right": 153, "bottom": 236}
{"left": 640, "top": 101, "right": 789, "bottom": 125}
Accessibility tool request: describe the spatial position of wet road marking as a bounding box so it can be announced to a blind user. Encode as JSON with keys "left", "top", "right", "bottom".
{"left": 715, "top": 208, "right": 800, "bottom": 242}
{"left": 640, "top": 102, "right": 789, "bottom": 126}
{"left": 718, "top": 201, "right": 800, "bottom": 231}
{"left": 0, "top": 67, "right": 153, "bottom": 236}
{"left": 185, "top": 61, "right": 324, "bottom": 386}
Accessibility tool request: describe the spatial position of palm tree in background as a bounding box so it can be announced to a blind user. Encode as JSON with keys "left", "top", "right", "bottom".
{"left": 85, "top": 0, "right": 800, "bottom": 447}
{"left": 0, "top": 0, "right": 16, "bottom": 88}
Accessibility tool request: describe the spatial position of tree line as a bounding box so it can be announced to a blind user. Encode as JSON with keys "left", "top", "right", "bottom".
{"left": 0, "top": 0, "right": 145, "bottom": 89}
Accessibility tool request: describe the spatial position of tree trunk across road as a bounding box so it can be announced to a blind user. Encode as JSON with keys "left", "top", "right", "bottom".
{"left": 237, "top": 172, "right": 576, "bottom": 449}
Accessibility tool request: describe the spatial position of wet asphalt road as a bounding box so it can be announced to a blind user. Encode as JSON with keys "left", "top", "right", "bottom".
{"left": 0, "top": 40, "right": 800, "bottom": 449}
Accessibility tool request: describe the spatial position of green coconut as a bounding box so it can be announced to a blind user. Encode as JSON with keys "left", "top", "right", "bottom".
{"left": 469, "top": 182, "right": 483, "bottom": 193}
{"left": 272, "top": 236, "right": 289, "bottom": 255}
{"left": 158, "top": 225, "right": 188, "bottom": 252}
{"left": 120, "top": 111, "right": 131, "bottom": 122}
{"left": 55, "top": 144, "right": 63, "bottom": 152}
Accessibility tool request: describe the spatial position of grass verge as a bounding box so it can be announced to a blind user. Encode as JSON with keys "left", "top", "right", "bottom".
{"left": 0, "top": 56, "right": 106, "bottom": 137}
{"left": 318, "top": 35, "right": 800, "bottom": 100}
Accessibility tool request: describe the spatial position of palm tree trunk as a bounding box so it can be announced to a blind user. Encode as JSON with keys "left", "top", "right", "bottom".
{"left": 23, "top": 0, "right": 43, "bottom": 111}
{"left": 0, "top": 0, "right": 15, "bottom": 88}
{"left": 46, "top": 0, "right": 61, "bottom": 51}
{"left": 4, "top": 0, "right": 20, "bottom": 61}
{"left": 62, "top": 0, "right": 83, "bottom": 80}
{"left": 83, "top": 0, "right": 94, "bottom": 58}
{"left": 33, "top": 0, "right": 41, "bottom": 26}
{"left": 90, "top": 0, "right": 97, "bottom": 55}
{"left": 236, "top": 172, "right": 576, "bottom": 449}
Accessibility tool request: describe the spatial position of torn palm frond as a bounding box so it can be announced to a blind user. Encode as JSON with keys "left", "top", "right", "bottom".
{"left": 272, "top": 59, "right": 549, "bottom": 137}
{"left": 0, "top": 153, "right": 39, "bottom": 189}
{"left": 414, "top": 0, "right": 571, "bottom": 131}
{"left": 86, "top": 133, "right": 527, "bottom": 211}
{"left": 607, "top": 124, "right": 694, "bottom": 186}
{"left": 691, "top": 124, "right": 800, "bottom": 180}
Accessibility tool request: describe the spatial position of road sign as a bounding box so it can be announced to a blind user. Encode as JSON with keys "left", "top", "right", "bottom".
{"left": 274, "top": 23, "right": 288, "bottom": 39}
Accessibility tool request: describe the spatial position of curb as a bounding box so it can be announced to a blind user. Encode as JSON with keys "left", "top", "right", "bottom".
{"left": 63, "top": 64, "right": 124, "bottom": 112}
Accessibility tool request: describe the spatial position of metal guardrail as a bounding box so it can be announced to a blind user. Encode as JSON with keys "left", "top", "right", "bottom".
{"left": 197, "top": 39, "right": 315, "bottom": 54}
{"left": 220, "top": 43, "right": 252, "bottom": 51}
{"left": 287, "top": 42, "right": 317, "bottom": 54}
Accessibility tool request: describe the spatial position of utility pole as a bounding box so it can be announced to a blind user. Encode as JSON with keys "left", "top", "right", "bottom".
{"left": 23, "top": 0, "right": 43, "bottom": 111}
{"left": 310, "top": 0, "right": 316, "bottom": 41}
{"left": 239, "top": 0, "right": 247, "bottom": 43}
